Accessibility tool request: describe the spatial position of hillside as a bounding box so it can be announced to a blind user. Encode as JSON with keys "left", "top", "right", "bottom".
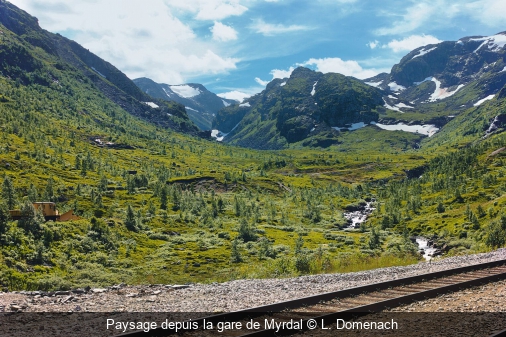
{"left": 0, "top": 0, "right": 201, "bottom": 135}
{"left": 134, "top": 77, "right": 236, "bottom": 131}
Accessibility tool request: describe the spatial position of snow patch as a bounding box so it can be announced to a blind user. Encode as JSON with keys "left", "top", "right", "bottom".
{"left": 471, "top": 34, "right": 506, "bottom": 53}
{"left": 143, "top": 102, "right": 159, "bottom": 108}
{"left": 388, "top": 82, "right": 406, "bottom": 92}
{"left": 396, "top": 102, "right": 414, "bottom": 109}
{"left": 185, "top": 106, "right": 198, "bottom": 112}
{"left": 388, "top": 95, "right": 398, "bottom": 100}
{"left": 170, "top": 85, "right": 201, "bottom": 98}
{"left": 239, "top": 102, "right": 251, "bottom": 107}
{"left": 412, "top": 47, "right": 437, "bottom": 59}
{"left": 311, "top": 82, "right": 318, "bottom": 96}
{"left": 371, "top": 122, "right": 439, "bottom": 137}
{"left": 222, "top": 100, "right": 231, "bottom": 107}
{"left": 500, "top": 66, "right": 506, "bottom": 73}
{"left": 474, "top": 94, "right": 495, "bottom": 106}
{"left": 162, "top": 88, "right": 173, "bottom": 98}
{"left": 211, "top": 122, "right": 241, "bottom": 142}
{"left": 425, "top": 78, "right": 465, "bottom": 102}
{"left": 365, "top": 80, "right": 383, "bottom": 88}
{"left": 280, "top": 82, "right": 287, "bottom": 87}
{"left": 332, "top": 122, "right": 367, "bottom": 132}
{"left": 383, "top": 99, "right": 402, "bottom": 113}
{"left": 414, "top": 77, "right": 464, "bottom": 101}
{"left": 456, "top": 40, "right": 464, "bottom": 45}
{"left": 211, "top": 130, "right": 226, "bottom": 142}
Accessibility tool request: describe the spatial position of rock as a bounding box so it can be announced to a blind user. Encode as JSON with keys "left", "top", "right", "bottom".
{"left": 152, "top": 290, "right": 162, "bottom": 295}
{"left": 55, "top": 291, "right": 71, "bottom": 296}
{"left": 71, "top": 289, "right": 85, "bottom": 294}
{"left": 62, "top": 296, "right": 74, "bottom": 303}
{"left": 91, "top": 288, "right": 107, "bottom": 293}
{"left": 10, "top": 305, "right": 22, "bottom": 311}
{"left": 172, "top": 285, "right": 190, "bottom": 290}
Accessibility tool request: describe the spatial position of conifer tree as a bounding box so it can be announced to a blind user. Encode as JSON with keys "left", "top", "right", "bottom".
{"left": 1, "top": 176, "right": 16, "bottom": 209}
{"left": 125, "top": 205, "right": 137, "bottom": 231}
{"left": 230, "top": 238, "right": 242, "bottom": 263}
{"left": 160, "top": 185, "right": 168, "bottom": 210}
{"left": 0, "top": 202, "right": 9, "bottom": 238}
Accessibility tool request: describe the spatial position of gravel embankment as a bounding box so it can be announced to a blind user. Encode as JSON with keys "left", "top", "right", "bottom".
{"left": 1, "top": 248, "right": 506, "bottom": 313}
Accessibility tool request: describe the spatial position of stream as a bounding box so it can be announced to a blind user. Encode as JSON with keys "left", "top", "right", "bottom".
{"left": 342, "top": 203, "right": 439, "bottom": 261}
{"left": 343, "top": 201, "right": 376, "bottom": 230}
{"left": 415, "top": 237, "right": 438, "bottom": 261}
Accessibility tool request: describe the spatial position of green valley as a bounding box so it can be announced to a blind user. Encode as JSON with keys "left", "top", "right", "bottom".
{"left": 1, "top": 0, "right": 506, "bottom": 293}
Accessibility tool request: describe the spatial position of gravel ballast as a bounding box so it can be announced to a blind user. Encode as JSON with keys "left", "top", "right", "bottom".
{"left": 1, "top": 248, "right": 506, "bottom": 313}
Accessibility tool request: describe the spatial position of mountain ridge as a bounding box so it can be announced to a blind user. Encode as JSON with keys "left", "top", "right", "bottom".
{"left": 133, "top": 77, "right": 236, "bottom": 131}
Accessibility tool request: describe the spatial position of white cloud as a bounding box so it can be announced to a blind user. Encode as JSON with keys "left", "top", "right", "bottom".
{"left": 375, "top": 0, "right": 506, "bottom": 36}
{"left": 165, "top": 0, "right": 248, "bottom": 21}
{"left": 385, "top": 34, "right": 442, "bottom": 53}
{"left": 375, "top": 2, "right": 438, "bottom": 36}
{"left": 255, "top": 77, "right": 270, "bottom": 86}
{"left": 300, "top": 58, "right": 388, "bottom": 79}
{"left": 250, "top": 19, "right": 312, "bottom": 36}
{"left": 263, "top": 58, "right": 387, "bottom": 82}
{"left": 463, "top": 0, "right": 506, "bottom": 27}
{"left": 8, "top": 0, "right": 239, "bottom": 84}
{"left": 210, "top": 21, "right": 238, "bottom": 42}
{"left": 367, "top": 40, "right": 379, "bottom": 49}
{"left": 270, "top": 67, "right": 296, "bottom": 79}
{"left": 217, "top": 90, "right": 251, "bottom": 102}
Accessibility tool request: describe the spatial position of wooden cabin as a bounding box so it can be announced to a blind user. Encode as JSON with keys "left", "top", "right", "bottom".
{"left": 9, "top": 202, "right": 79, "bottom": 222}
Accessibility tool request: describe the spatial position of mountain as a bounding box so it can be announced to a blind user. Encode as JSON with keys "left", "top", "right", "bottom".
{"left": 213, "top": 32, "right": 506, "bottom": 150}
{"left": 133, "top": 77, "right": 236, "bottom": 131}
{"left": 0, "top": 0, "right": 202, "bottom": 136}
{"left": 364, "top": 32, "right": 506, "bottom": 120}
{"left": 213, "top": 67, "right": 385, "bottom": 149}
{"left": 362, "top": 32, "right": 506, "bottom": 147}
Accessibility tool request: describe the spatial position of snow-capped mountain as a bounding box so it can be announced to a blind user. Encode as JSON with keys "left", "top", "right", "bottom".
{"left": 213, "top": 32, "right": 506, "bottom": 149}
{"left": 365, "top": 32, "right": 506, "bottom": 114}
{"left": 134, "top": 78, "right": 237, "bottom": 131}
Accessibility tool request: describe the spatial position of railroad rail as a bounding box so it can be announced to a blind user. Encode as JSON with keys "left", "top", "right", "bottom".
{"left": 119, "top": 259, "right": 506, "bottom": 337}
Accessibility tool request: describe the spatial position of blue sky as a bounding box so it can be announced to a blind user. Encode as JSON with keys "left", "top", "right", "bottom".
{"left": 8, "top": 0, "right": 506, "bottom": 101}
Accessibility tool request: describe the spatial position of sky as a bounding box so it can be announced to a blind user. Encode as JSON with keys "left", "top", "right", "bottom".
{"left": 7, "top": 0, "right": 506, "bottom": 101}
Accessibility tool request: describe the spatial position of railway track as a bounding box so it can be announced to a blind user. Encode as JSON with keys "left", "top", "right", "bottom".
{"left": 119, "top": 259, "right": 506, "bottom": 337}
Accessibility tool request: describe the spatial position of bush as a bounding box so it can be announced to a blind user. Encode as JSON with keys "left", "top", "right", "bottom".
{"left": 294, "top": 252, "right": 311, "bottom": 274}
{"left": 218, "top": 232, "right": 231, "bottom": 240}
{"left": 34, "top": 274, "right": 72, "bottom": 291}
